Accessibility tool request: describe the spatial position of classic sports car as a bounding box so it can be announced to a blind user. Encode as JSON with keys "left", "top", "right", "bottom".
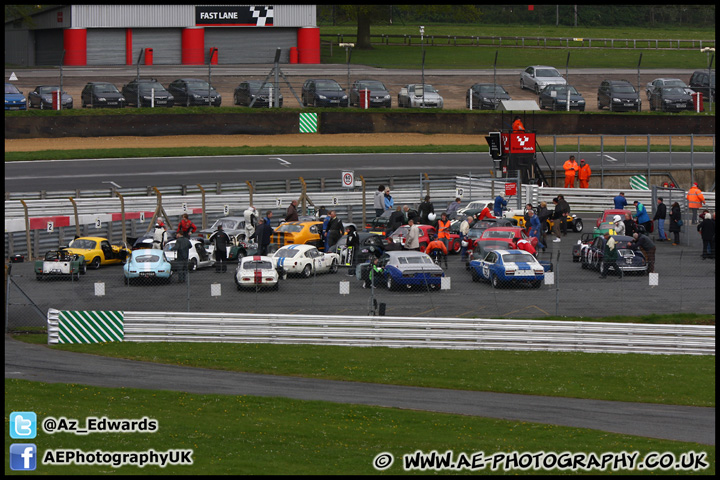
{"left": 545, "top": 213, "right": 583, "bottom": 233}
{"left": 270, "top": 221, "right": 324, "bottom": 253}
{"left": 469, "top": 249, "right": 546, "bottom": 288}
{"left": 123, "top": 249, "right": 173, "bottom": 284}
{"left": 387, "top": 224, "right": 461, "bottom": 254}
{"left": 63, "top": 236, "right": 130, "bottom": 269}
{"left": 163, "top": 238, "right": 215, "bottom": 271}
{"left": 34, "top": 249, "right": 86, "bottom": 281}
{"left": 331, "top": 232, "right": 388, "bottom": 266}
{"left": 235, "top": 255, "right": 279, "bottom": 291}
{"left": 578, "top": 234, "right": 647, "bottom": 275}
{"left": 271, "top": 244, "right": 340, "bottom": 277}
{"left": 476, "top": 227, "right": 538, "bottom": 249}
{"left": 596, "top": 209, "right": 633, "bottom": 228}
{"left": 357, "top": 250, "right": 445, "bottom": 291}
{"left": 462, "top": 218, "right": 518, "bottom": 249}
{"left": 199, "top": 216, "right": 247, "bottom": 242}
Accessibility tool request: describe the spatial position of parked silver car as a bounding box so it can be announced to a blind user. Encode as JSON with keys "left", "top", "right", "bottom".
{"left": 397, "top": 84, "right": 443, "bottom": 108}
{"left": 520, "top": 65, "right": 567, "bottom": 94}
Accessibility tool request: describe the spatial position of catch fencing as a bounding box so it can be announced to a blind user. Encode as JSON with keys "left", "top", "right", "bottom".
{"left": 45, "top": 309, "right": 715, "bottom": 356}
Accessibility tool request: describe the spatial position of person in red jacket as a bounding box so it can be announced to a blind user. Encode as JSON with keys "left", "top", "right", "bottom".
{"left": 477, "top": 203, "right": 496, "bottom": 220}
{"left": 425, "top": 235, "right": 448, "bottom": 268}
{"left": 177, "top": 213, "right": 197, "bottom": 237}
{"left": 514, "top": 237, "right": 537, "bottom": 255}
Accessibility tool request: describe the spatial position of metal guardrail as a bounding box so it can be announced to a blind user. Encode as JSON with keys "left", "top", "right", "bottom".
{"left": 46, "top": 310, "right": 715, "bottom": 355}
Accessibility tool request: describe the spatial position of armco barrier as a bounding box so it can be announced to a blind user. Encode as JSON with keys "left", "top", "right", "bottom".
{"left": 47, "top": 309, "right": 715, "bottom": 355}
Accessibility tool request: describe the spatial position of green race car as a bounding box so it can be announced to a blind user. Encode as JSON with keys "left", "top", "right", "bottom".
{"left": 34, "top": 249, "right": 87, "bottom": 281}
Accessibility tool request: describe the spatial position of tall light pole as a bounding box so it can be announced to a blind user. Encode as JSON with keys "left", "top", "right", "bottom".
{"left": 419, "top": 25, "right": 425, "bottom": 107}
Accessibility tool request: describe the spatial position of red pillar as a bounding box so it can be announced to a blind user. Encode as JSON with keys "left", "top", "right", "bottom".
{"left": 297, "top": 27, "right": 320, "bottom": 64}
{"left": 181, "top": 27, "right": 205, "bottom": 65}
{"left": 125, "top": 29, "right": 133, "bottom": 65}
{"left": 63, "top": 28, "right": 87, "bottom": 66}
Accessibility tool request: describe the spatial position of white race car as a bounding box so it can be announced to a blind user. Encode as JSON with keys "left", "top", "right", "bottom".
{"left": 271, "top": 244, "right": 340, "bottom": 277}
{"left": 235, "top": 255, "right": 279, "bottom": 290}
{"left": 163, "top": 238, "right": 215, "bottom": 271}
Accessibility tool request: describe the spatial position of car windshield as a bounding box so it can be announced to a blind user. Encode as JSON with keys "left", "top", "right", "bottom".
{"left": 211, "top": 219, "right": 241, "bottom": 230}
{"left": 411, "top": 84, "right": 437, "bottom": 93}
{"left": 137, "top": 82, "right": 167, "bottom": 93}
{"left": 275, "top": 248, "right": 300, "bottom": 258}
{"left": 502, "top": 253, "right": 534, "bottom": 263}
{"left": 478, "top": 85, "right": 507, "bottom": 94}
{"left": 358, "top": 81, "right": 386, "bottom": 91}
{"left": 315, "top": 81, "right": 342, "bottom": 91}
{"left": 391, "top": 227, "right": 409, "bottom": 237}
{"left": 662, "top": 80, "right": 685, "bottom": 87}
{"left": 662, "top": 87, "right": 686, "bottom": 95}
{"left": 186, "top": 81, "right": 213, "bottom": 90}
{"left": 68, "top": 239, "right": 96, "bottom": 249}
{"left": 276, "top": 224, "right": 304, "bottom": 233}
{"left": 397, "top": 256, "right": 433, "bottom": 265}
{"left": 134, "top": 254, "right": 160, "bottom": 263}
{"left": 243, "top": 260, "right": 272, "bottom": 270}
{"left": 251, "top": 83, "right": 274, "bottom": 94}
{"left": 94, "top": 84, "right": 120, "bottom": 94}
{"left": 536, "top": 69, "right": 561, "bottom": 77}
{"left": 482, "top": 230, "right": 515, "bottom": 239}
{"left": 38, "top": 86, "right": 62, "bottom": 94}
{"left": 612, "top": 85, "right": 636, "bottom": 94}
{"left": 547, "top": 85, "right": 579, "bottom": 95}
{"left": 5, "top": 84, "right": 21, "bottom": 94}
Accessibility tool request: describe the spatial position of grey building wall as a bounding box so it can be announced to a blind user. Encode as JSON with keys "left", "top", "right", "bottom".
{"left": 204, "top": 28, "right": 296, "bottom": 64}
{"left": 132, "top": 28, "right": 183, "bottom": 65}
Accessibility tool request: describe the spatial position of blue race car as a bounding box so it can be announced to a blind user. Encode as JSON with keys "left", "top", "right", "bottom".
{"left": 469, "top": 249, "right": 546, "bottom": 288}
{"left": 123, "top": 248, "right": 173, "bottom": 284}
{"left": 358, "top": 250, "right": 445, "bottom": 291}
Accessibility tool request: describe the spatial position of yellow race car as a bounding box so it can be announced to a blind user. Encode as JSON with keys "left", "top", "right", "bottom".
{"left": 63, "top": 236, "right": 131, "bottom": 269}
{"left": 269, "top": 221, "right": 324, "bottom": 254}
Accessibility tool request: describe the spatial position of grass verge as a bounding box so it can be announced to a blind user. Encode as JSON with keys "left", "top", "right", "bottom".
{"left": 4, "top": 378, "right": 715, "bottom": 475}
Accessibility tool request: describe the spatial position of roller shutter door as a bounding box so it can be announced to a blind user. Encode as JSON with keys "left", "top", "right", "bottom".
{"left": 204, "top": 28, "right": 295, "bottom": 64}
{"left": 35, "top": 29, "right": 64, "bottom": 66}
{"left": 87, "top": 29, "right": 125, "bottom": 65}
{"left": 132, "top": 28, "right": 182, "bottom": 65}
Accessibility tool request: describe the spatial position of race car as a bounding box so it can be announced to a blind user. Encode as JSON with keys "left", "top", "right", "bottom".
{"left": 235, "top": 255, "right": 280, "bottom": 291}
{"left": 123, "top": 248, "right": 173, "bottom": 284}
{"left": 63, "top": 236, "right": 130, "bottom": 269}
{"left": 34, "top": 249, "right": 86, "bottom": 281}
{"left": 330, "top": 232, "right": 388, "bottom": 265}
{"left": 468, "top": 249, "right": 546, "bottom": 289}
{"left": 163, "top": 238, "right": 215, "bottom": 271}
{"left": 269, "top": 221, "right": 324, "bottom": 253}
{"left": 357, "top": 250, "right": 445, "bottom": 291}
{"left": 578, "top": 234, "right": 648, "bottom": 275}
{"left": 271, "top": 244, "right": 340, "bottom": 277}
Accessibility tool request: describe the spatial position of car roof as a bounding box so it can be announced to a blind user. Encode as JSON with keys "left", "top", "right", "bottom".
{"left": 386, "top": 250, "right": 428, "bottom": 257}
{"left": 528, "top": 65, "right": 557, "bottom": 69}
{"left": 132, "top": 248, "right": 164, "bottom": 255}
{"left": 74, "top": 236, "right": 109, "bottom": 241}
{"left": 605, "top": 79, "right": 632, "bottom": 85}
{"left": 495, "top": 249, "right": 533, "bottom": 256}
{"left": 276, "top": 244, "right": 315, "bottom": 252}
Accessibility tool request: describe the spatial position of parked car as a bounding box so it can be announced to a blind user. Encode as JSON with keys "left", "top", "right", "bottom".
{"left": 301, "top": 79, "right": 349, "bottom": 107}
{"left": 199, "top": 217, "right": 247, "bottom": 242}
{"left": 520, "top": 66, "right": 567, "bottom": 94}
{"left": 538, "top": 84, "right": 585, "bottom": 111}
{"left": 81, "top": 82, "right": 126, "bottom": 108}
{"left": 163, "top": 238, "right": 215, "bottom": 271}
{"left": 466, "top": 83, "right": 511, "bottom": 110}
{"left": 397, "top": 84, "right": 444, "bottom": 108}
{"left": 349, "top": 79, "right": 391, "bottom": 108}
{"left": 62, "top": 236, "right": 130, "bottom": 269}
{"left": 121, "top": 78, "right": 174, "bottom": 107}
{"left": 34, "top": 249, "right": 86, "bottom": 281}
{"left": 688, "top": 70, "right": 715, "bottom": 99}
{"left": 235, "top": 255, "right": 280, "bottom": 291}
{"left": 469, "top": 249, "right": 547, "bottom": 288}
{"left": 234, "top": 80, "right": 283, "bottom": 107}
{"left": 597, "top": 80, "right": 641, "bottom": 112}
{"left": 357, "top": 250, "right": 445, "bottom": 291}
{"left": 123, "top": 248, "right": 173, "bottom": 284}
{"left": 331, "top": 232, "right": 388, "bottom": 266}
{"left": 167, "top": 78, "right": 221, "bottom": 107}
{"left": 387, "top": 224, "right": 461, "bottom": 254}
{"left": 648, "top": 86, "right": 694, "bottom": 112}
{"left": 270, "top": 221, "right": 324, "bottom": 253}
{"left": 5, "top": 83, "right": 27, "bottom": 110}
{"left": 645, "top": 78, "right": 693, "bottom": 99}
{"left": 578, "top": 234, "right": 647, "bottom": 275}
{"left": 271, "top": 244, "right": 340, "bottom": 277}
{"left": 28, "top": 86, "right": 73, "bottom": 109}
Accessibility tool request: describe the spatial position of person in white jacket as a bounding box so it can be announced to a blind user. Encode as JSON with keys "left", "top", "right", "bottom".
{"left": 404, "top": 218, "right": 420, "bottom": 251}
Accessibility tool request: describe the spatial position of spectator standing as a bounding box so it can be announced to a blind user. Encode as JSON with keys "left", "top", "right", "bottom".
{"left": 697, "top": 212, "right": 715, "bottom": 258}
{"left": 478, "top": 202, "right": 495, "bottom": 220}
{"left": 374, "top": 185, "right": 386, "bottom": 217}
{"left": 404, "top": 219, "right": 420, "bottom": 251}
{"left": 252, "top": 218, "right": 272, "bottom": 256}
{"left": 551, "top": 198, "right": 563, "bottom": 243}
{"left": 528, "top": 209, "right": 545, "bottom": 252}
{"left": 668, "top": 202, "right": 682, "bottom": 246}
{"left": 653, "top": 197, "right": 668, "bottom": 241}
{"left": 493, "top": 195, "right": 507, "bottom": 217}
{"left": 446, "top": 197, "right": 462, "bottom": 218}
{"left": 152, "top": 221, "right": 168, "bottom": 249}
{"left": 459, "top": 215, "right": 472, "bottom": 260}
{"left": 171, "top": 230, "right": 192, "bottom": 282}
{"left": 417, "top": 195, "right": 435, "bottom": 224}
{"left": 613, "top": 192, "right": 628, "bottom": 210}
{"left": 578, "top": 159, "right": 591, "bottom": 188}
{"left": 177, "top": 213, "right": 197, "bottom": 238}
{"left": 321, "top": 213, "right": 331, "bottom": 251}
{"left": 599, "top": 233, "right": 622, "bottom": 279}
{"left": 563, "top": 155, "right": 579, "bottom": 188}
{"left": 437, "top": 212, "right": 451, "bottom": 251}
{"left": 632, "top": 232, "right": 656, "bottom": 274}
{"left": 556, "top": 195, "right": 571, "bottom": 236}
{"left": 387, "top": 206, "right": 405, "bottom": 233}
{"left": 209, "top": 224, "right": 231, "bottom": 272}
{"left": 536, "top": 201, "right": 551, "bottom": 248}
{"left": 633, "top": 200, "right": 652, "bottom": 233}
{"left": 384, "top": 188, "right": 394, "bottom": 212}
{"left": 285, "top": 200, "right": 299, "bottom": 222}
{"left": 686, "top": 182, "right": 706, "bottom": 224}
{"left": 263, "top": 210, "right": 273, "bottom": 227}
{"left": 326, "top": 211, "right": 344, "bottom": 250}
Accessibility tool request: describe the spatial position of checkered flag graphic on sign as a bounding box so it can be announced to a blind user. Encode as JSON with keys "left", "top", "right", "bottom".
{"left": 249, "top": 6, "right": 274, "bottom": 26}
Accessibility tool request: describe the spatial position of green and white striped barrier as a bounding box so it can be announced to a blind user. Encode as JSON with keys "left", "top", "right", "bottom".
{"left": 58, "top": 310, "right": 124, "bottom": 344}
{"left": 299, "top": 112, "right": 318, "bottom": 133}
{"left": 630, "top": 175, "right": 649, "bottom": 190}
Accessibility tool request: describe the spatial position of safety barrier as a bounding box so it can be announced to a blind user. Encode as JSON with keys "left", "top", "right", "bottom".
{"left": 47, "top": 309, "right": 715, "bottom": 355}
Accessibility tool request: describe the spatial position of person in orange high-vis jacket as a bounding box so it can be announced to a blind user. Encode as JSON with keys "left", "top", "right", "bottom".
{"left": 686, "top": 182, "right": 706, "bottom": 224}
{"left": 437, "top": 212, "right": 452, "bottom": 251}
{"left": 563, "top": 155, "right": 579, "bottom": 188}
{"left": 512, "top": 115, "right": 525, "bottom": 132}
{"left": 577, "top": 158, "right": 591, "bottom": 188}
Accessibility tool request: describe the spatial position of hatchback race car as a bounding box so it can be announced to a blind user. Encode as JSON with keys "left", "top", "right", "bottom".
{"left": 357, "top": 250, "right": 445, "bottom": 291}
{"left": 271, "top": 244, "right": 340, "bottom": 277}
{"left": 34, "top": 249, "right": 87, "bottom": 281}
{"left": 469, "top": 249, "right": 546, "bottom": 288}
{"left": 235, "top": 255, "right": 280, "bottom": 291}
{"left": 123, "top": 248, "right": 173, "bottom": 284}
{"left": 163, "top": 238, "right": 215, "bottom": 271}
{"left": 63, "top": 236, "right": 130, "bottom": 269}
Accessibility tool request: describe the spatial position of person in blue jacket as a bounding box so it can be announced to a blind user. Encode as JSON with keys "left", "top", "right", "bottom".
{"left": 494, "top": 195, "right": 508, "bottom": 217}
{"left": 613, "top": 192, "right": 628, "bottom": 210}
{"left": 633, "top": 200, "right": 652, "bottom": 233}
